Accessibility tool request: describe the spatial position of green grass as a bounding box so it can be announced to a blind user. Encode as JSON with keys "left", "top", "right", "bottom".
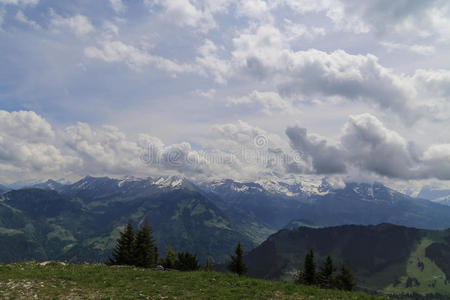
{"left": 384, "top": 237, "right": 448, "bottom": 296}
{"left": 0, "top": 262, "right": 386, "bottom": 299}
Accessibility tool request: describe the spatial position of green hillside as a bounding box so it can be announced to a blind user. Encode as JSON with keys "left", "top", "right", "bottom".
{"left": 0, "top": 262, "right": 385, "bottom": 299}
{"left": 0, "top": 181, "right": 268, "bottom": 264}
{"left": 244, "top": 224, "right": 450, "bottom": 297}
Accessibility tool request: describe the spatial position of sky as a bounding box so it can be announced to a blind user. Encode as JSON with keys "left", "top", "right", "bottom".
{"left": 1, "top": 0, "right": 450, "bottom": 193}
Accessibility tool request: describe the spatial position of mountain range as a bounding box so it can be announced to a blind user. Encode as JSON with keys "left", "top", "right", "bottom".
{"left": 2, "top": 175, "right": 450, "bottom": 296}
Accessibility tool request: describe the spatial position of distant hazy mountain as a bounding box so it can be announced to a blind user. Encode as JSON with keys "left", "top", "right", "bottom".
{"left": 31, "top": 179, "right": 66, "bottom": 191}
{"left": 418, "top": 186, "right": 450, "bottom": 206}
{"left": 0, "top": 184, "right": 8, "bottom": 194}
{"left": 202, "top": 180, "right": 450, "bottom": 230}
{"left": 199, "top": 179, "right": 308, "bottom": 229}
{"left": 244, "top": 223, "right": 450, "bottom": 297}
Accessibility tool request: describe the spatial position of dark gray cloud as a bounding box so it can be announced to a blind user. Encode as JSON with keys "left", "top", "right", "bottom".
{"left": 286, "top": 113, "right": 450, "bottom": 180}
{"left": 340, "top": 114, "right": 417, "bottom": 179}
{"left": 286, "top": 126, "right": 347, "bottom": 174}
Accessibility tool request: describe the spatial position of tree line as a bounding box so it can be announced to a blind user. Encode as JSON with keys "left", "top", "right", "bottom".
{"left": 107, "top": 220, "right": 354, "bottom": 291}
{"left": 295, "top": 249, "right": 356, "bottom": 291}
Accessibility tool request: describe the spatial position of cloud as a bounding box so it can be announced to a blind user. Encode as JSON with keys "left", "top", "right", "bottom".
{"left": 3, "top": 110, "right": 450, "bottom": 183}
{"left": 286, "top": 126, "right": 347, "bottom": 174}
{"left": 285, "top": 113, "right": 450, "bottom": 180}
{"left": 0, "top": 111, "right": 78, "bottom": 181}
{"left": 195, "top": 39, "right": 230, "bottom": 84}
{"left": 149, "top": 0, "right": 218, "bottom": 32}
{"left": 333, "top": 0, "right": 450, "bottom": 38}
{"left": 0, "top": 0, "right": 39, "bottom": 6}
{"left": 227, "top": 90, "right": 299, "bottom": 115}
{"left": 236, "top": 0, "right": 271, "bottom": 21}
{"left": 195, "top": 88, "right": 216, "bottom": 99}
{"left": 381, "top": 41, "right": 435, "bottom": 56}
{"left": 50, "top": 11, "right": 94, "bottom": 36}
{"left": 15, "top": 10, "right": 40, "bottom": 29}
{"left": 85, "top": 40, "right": 194, "bottom": 73}
{"left": 210, "top": 120, "right": 305, "bottom": 176}
{"left": 340, "top": 114, "right": 417, "bottom": 178}
{"left": 63, "top": 122, "right": 216, "bottom": 177}
{"left": 229, "top": 24, "right": 422, "bottom": 121}
{"left": 283, "top": 19, "right": 326, "bottom": 40}
{"left": 0, "top": 110, "right": 54, "bottom": 141}
{"left": 109, "top": 0, "right": 125, "bottom": 13}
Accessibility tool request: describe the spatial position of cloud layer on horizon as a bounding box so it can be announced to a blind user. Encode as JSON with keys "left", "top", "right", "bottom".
{"left": 2, "top": 110, "right": 450, "bottom": 186}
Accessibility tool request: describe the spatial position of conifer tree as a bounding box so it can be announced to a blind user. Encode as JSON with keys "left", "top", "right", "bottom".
{"left": 317, "top": 255, "right": 335, "bottom": 289}
{"left": 162, "top": 247, "right": 178, "bottom": 269}
{"left": 133, "top": 218, "right": 158, "bottom": 268}
{"left": 175, "top": 252, "right": 200, "bottom": 271}
{"left": 228, "top": 241, "right": 247, "bottom": 276}
{"left": 106, "top": 221, "right": 135, "bottom": 266}
{"left": 303, "top": 249, "right": 316, "bottom": 285}
{"left": 336, "top": 263, "right": 356, "bottom": 291}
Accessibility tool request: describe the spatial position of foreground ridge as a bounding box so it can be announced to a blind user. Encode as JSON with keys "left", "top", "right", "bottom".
{"left": 0, "top": 262, "right": 384, "bottom": 299}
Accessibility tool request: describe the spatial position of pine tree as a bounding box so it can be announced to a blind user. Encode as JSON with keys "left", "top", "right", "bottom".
{"left": 106, "top": 221, "right": 135, "bottom": 266}
{"left": 317, "top": 255, "right": 335, "bottom": 289}
{"left": 303, "top": 249, "right": 316, "bottom": 285}
{"left": 228, "top": 241, "right": 247, "bottom": 276}
{"left": 175, "top": 252, "right": 200, "bottom": 271}
{"left": 133, "top": 218, "right": 158, "bottom": 268}
{"left": 335, "top": 263, "right": 356, "bottom": 291}
{"left": 162, "top": 247, "right": 178, "bottom": 269}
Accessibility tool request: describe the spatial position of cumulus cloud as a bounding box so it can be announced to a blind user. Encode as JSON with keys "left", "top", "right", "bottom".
{"left": 286, "top": 126, "right": 346, "bottom": 174}
{"left": 210, "top": 120, "right": 307, "bottom": 176}
{"left": 148, "top": 0, "right": 222, "bottom": 32}
{"left": 227, "top": 24, "right": 423, "bottom": 121}
{"left": 285, "top": 113, "right": 450, "bottom": 180}
{"left": 0, "top": 111, "right": 78, "bottom": 182}
{"left": 3, "top": 110, "right": 450, "bottom": 183}
{"left": 50, "top": 11, "right": 94, "bottom": 36}
{"left": 340, "top": 114, "right": 417, "bottom": 178}
{"left": 236, "top": 0, "right": 271, "bottom": 21}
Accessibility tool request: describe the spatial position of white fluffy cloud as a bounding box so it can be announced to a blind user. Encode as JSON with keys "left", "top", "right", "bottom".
{"left": 50, "top": 11, "right": 94, "bottom": 36}
{"left": 0, "top": 111, "right": 78, "bottom": 182}
{"left": 3, "top": 110, "right": 450, "bottom": 183}
{"left": 224, "top": 24, "right": 422, "bottom": 120}
{"left": 149, "top": 0, "right": 220, "bottom": 32}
